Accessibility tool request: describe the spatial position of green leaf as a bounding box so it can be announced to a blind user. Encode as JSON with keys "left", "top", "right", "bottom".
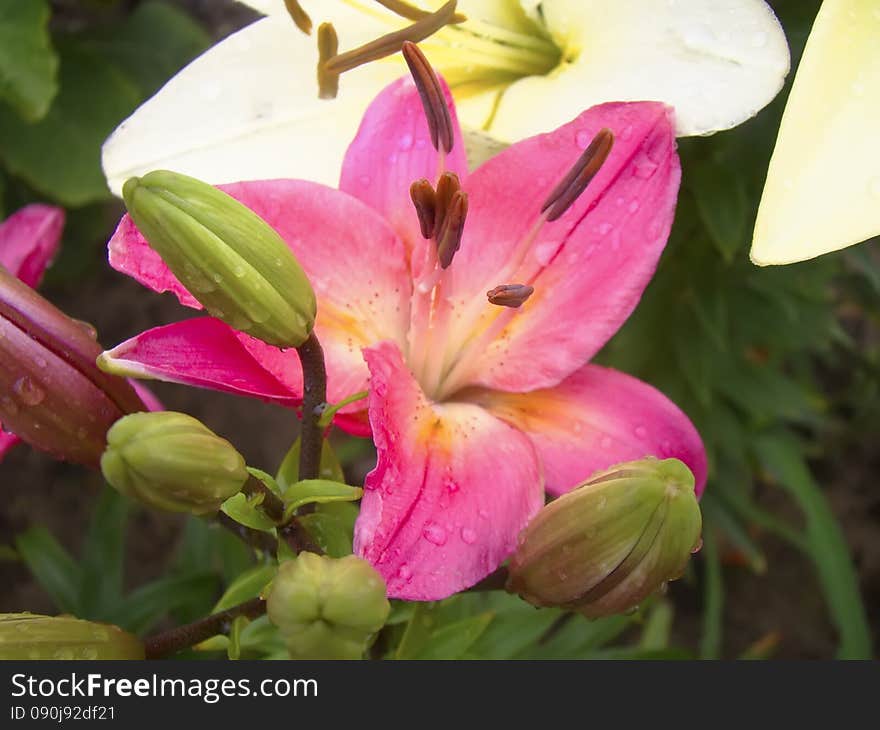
{"left": 0, "top": 37, "right": 140, "bottom": 206}
{"left": 297, "top": 503, "right": 357, "bottom": 558}
{"left": 14, "top": 527, "right": 82, "bottom": 615}
{"left": 689, "top": 157, "right": 751, "bottom": 263}
{"left": 276, "top": 437, "right": 346, "bottom": 490}
{"left": 467, "top": 597, "right": 562, "bottom": 660}
{"left": 0, "top": 2, "right": 208, "bottom": 206}
{"left": 227, "top": 615, "right": 248, "bottom": 660}
{"left": 221, "top": 493, "right": 277, "bottom": 532}
{"left": 212, "top": 564, "right": 277, "bottom": 613}
{"left": 79, "top": 487, "right": 129, "bottom": 620}
{"left": 754, "top": 433, "right": 873, "bottom": 659}
{"left": 76, "top": 1, "right": 209, "bottom": 99}
{"left": 247, "top": 467, "right": 283, "bottom": 497}
{"left": 112, "top": 572, "right": 219, "bottom": 635}
{"left": 516, "top": 614, "right": 633, "bottom": 659}
{"left": 0, "top": 0, "right": 58, "bottom": 121}
{"left": 409, "top": 613, "right": 495, "bottom": 660}
{"left": 640, "top": 600, "right": 674, "bottom": 651}
{"left": 0, "top": 544, "right": 18, "bottom": 562}
{"left": 282, "top": 479, "right": 362, "bottom": 517}
{"left": 699, "top": 528, "right": 724, "bottom": 659}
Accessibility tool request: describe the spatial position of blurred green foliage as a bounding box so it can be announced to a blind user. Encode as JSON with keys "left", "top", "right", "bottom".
{"left": 600, "top": 0, "right": 876, "bottom": 658}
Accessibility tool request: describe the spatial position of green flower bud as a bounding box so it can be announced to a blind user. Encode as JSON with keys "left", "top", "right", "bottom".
{"left": 0, "top": 614, "right": 144, "bottom": 660}
{"left": 507, "top": 457, "right": 702, "bottom": 618}
{"left": 267, "top": 553, "right": 390, "bottom": 660}
{"left": 101, "top": 411, "right": 248, "bottom": 515}
{"left": 122, "top": 170, "right": 316, "bottom": 348}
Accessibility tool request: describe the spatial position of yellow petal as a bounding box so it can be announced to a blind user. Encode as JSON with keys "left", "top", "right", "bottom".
{"left": 490, "top": 0, "right": 790, "bottom": 140}
{"left": 751, "top": 0, "right": 880, "bottom": 266}
{"left": 102, "top": 10, "right": 402, "bottom": 194}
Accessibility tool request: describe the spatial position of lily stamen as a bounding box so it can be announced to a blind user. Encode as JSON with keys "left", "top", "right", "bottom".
{"left": 317, "top": 23, "right": 340, "bottom": 100}
{"left": 401, "top": 41, "right": 454, "bottom": 153}
{"left": 436, "top": 190, "right": 468, "bottom": 269}
{"left": 322, "top": 1, "right": 460, "bottom": 80}
{"left": 284, "top": 0, "right": 312, "bottom": 35}
{"left": 541, "top": 128, "right": 614, "bottom": 222}
{"left": 375, "top": 0, "right": 467, "bottom": 25}
{"left": 410, "top": 178, "right": 436, "bottom": 239}
{"left": 487, "top": 284, "right": 534, "bottom": 308}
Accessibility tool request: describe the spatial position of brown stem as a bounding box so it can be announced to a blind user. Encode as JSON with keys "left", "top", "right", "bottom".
{"left": 295, "top": 331, "right": 327, "bottom": 483}
{"left": 143, "top": 598, "right": 266, "bottom": 659}
{"left": 241, "top": 473, "right": 286, "bottom": 522}
{"left": 214, "top": 512, "right": 278, "bottom": 555}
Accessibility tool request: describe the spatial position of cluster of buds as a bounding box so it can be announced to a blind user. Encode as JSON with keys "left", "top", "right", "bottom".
{"left": 121, "top": 170, "right": 316, "bottom": 349}
{"left": 0, "top": 614, "right": 144, "bottom": 660}
{"left": 507, "top": 457, "right": 702, "bottom": 618}
{"left": 266, "top": 553, "right": 390, "bottom": 660}
{"left": 0, "top": 266, "right": 149, "bottom": 467}
{"left": 101, "top": 411, "right": 249, "bottom": 515}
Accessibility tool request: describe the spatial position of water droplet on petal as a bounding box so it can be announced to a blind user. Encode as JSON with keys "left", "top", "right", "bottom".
{"left": 628, "top": 200, "right": 640, "bottom": 214}
{"left": 399, "top": 133, "right": 414, "bottom": 150}
{"left": 397, "top": 564, "right": 413, "bottom": 581}
{"left": 14, "top": 376, "right": 45, "bottom": 406}
{"left": 460, "top": 527, "right": 477, "bottom": 544}
{"left": 634, "top": 425, "right": 648, "bottom": 439}
{"left": 423, "top": 522, "right": 447, "bottom": 546}
{"left": 600, "top": 436, "right": 613, "bottom": 450}
{"left": 35, "top": 356, "right": 47, "bottom": 369}
{"left": 597, "top": 222, "right": 612, "bottom": 236}
{"left": 478, "top": 509, "right": 489, "bottom": 520}
{"left": 575, "top": 130, "right": 591, "bottom": 149}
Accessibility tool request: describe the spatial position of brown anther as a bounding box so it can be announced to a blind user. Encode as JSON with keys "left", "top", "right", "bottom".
{"left": 436, "top": 190, "right": 468, "bottom": 269}
{"left": 317, "top": 23, "right": 340, "bottom": 99}
{"left": 410, "top": 178, "right": 437, "bottom": 239}
{"left": 324, "top": 1, "right": 459, "bottom": 76}
{"left": 401, "top": 41, "right": 454, "bottom": 153}
{"left": 487, "top": 284, "right": 535, "bottom": 308}
{"left": 541, "top": 128, "right": 614, "bottom": 222}
{"left": 284, "top": 0, "right": 313, "bottom": 35}
{"left": 375, "top": 0, "right": 467, "bottom": 24}
{"left": 434, "top": 171, "right": 461, "bottom": 230}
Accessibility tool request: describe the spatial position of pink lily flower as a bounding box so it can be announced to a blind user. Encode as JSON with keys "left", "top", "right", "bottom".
{"left": 102, "top": 74, "right": 706, "bottom": 600}
{"left": 0, "top": 204, "right": 160, "bottom": 466}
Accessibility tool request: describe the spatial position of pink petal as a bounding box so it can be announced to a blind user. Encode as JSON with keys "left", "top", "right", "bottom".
{"left": 101, "top": 317, "right": 300, "bottom": 404}
{"left": 471, "top": 363, "right": 707, "bottom": 497}
{"left": 0, "top": 205, "right": 64, "bottom": 288}
{"left": 354, "top": 341, "right": 543, "bottom": 600}
{"left": 438, "top": 102, "right": 680, "bottom": 395}
{"left": 129, "top": 381, "right": 164, "bottom": 412}
{"left": 0, "top": 428, "right": 21, "bottom": 462}
{"left": 339, "top": 75, "right": 469, "bottom": 259}
{"left": 109, "top": 180, "right": 412, "bottom": 410}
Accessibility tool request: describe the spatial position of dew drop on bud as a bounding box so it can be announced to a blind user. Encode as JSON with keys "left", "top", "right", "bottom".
{"left": 13, "top": 376, "right": 46, "bottom": 406}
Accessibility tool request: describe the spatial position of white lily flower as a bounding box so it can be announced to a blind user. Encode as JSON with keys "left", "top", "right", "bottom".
{"left": 751, "top": 0, "right": 880, "bottom": 266}
{"left": 102, "top": 0, "right": 790, "bottom": 194}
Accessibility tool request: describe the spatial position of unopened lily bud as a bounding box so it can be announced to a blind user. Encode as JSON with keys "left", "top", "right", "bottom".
{"left": 101, "top": 411, "right": 248, "bottom": 515}
{"left": 0, "top": 266, "right": 147, "bottom": 467}
{"left": 0, "top": 614, "right": 144, "bottom": 660}
{"left": 122, "top": 170, "right": 316, "bottom": 348}
{"left": 507, "top": 457, "right": 702, "bottom": 618}
{"left": 267, "top": 553, "right": 390, "bottom": 660}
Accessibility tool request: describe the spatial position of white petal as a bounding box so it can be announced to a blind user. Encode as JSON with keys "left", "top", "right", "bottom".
{"left": 751, "top": 0, "right": 880, "bottom": 266}
{"left": 489, "top": 0, "right": 790, "bottom": 140}
{"left": 102, "top": 10, "right": 403, "bottom": 195}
